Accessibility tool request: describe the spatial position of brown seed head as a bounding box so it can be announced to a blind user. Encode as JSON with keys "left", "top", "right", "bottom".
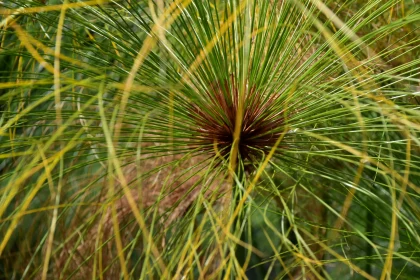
{"left": 190, "top": 76, "right": 285, "bottom": 163}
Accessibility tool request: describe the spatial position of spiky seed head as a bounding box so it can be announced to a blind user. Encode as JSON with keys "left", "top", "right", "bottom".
{"left": 190, "top": 76, "right": 286, "bottom": 165}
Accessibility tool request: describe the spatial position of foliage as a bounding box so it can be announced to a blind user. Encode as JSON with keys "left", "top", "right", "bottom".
{"left": 0, "top": 0, "right": 419, "bottom": 279}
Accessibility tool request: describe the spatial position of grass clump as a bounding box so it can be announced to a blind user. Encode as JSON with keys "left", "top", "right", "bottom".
{"left": 0, "top": 0, "right": 419, "bottom": 279}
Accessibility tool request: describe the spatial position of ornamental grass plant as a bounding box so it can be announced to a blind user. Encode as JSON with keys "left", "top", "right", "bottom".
{"left": 0, "top": 0, "right": 419, "bottom": 279}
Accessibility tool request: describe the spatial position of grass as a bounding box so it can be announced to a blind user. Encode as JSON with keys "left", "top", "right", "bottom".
{"left": 0, "top": 0, "right": 420, "bottom": 279}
